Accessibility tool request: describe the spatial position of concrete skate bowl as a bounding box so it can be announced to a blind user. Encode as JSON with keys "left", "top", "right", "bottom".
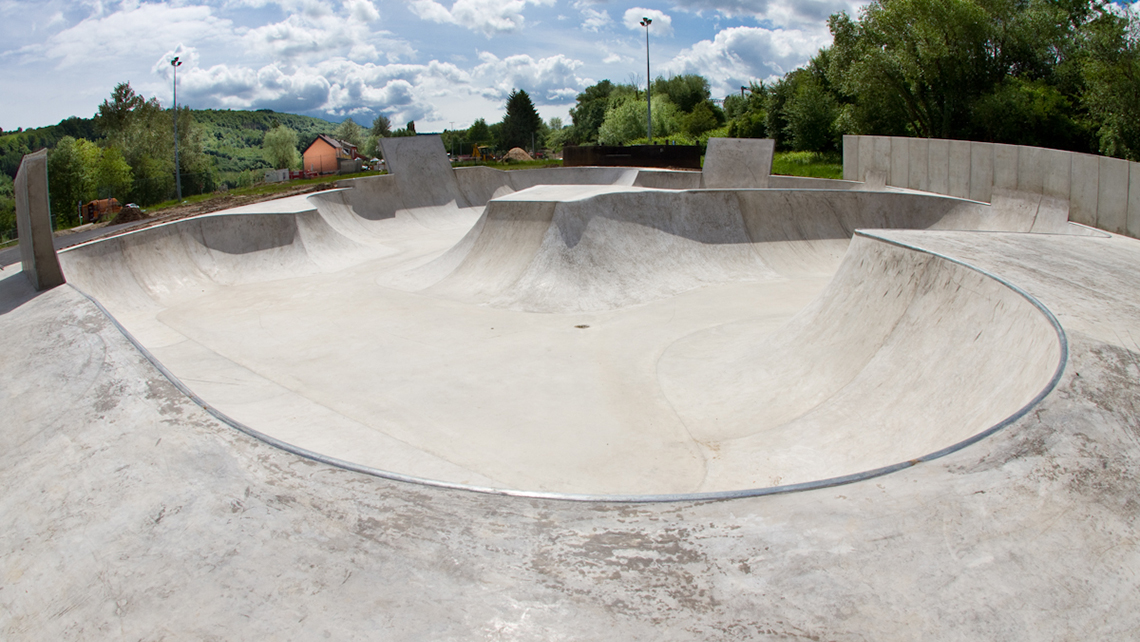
{"left": 58, "top": 162, "right": 1072, "bottom": 501}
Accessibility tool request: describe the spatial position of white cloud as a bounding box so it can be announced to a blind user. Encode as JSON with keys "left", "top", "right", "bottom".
{"left": 37, "top": 3, "right": 230, "bottom": 68}
{"left": 472, "top": 52, "right": 587, "bottom": 104}
{"left": 668, "top": 0, "right": 868, "bottom": 29}
{"left": 244, "top": 1, "right": 409, "bottom": 64}
{"left": 664, "top": 26, "right": 831, "bottom": 94}
{"left": 572, "top": 0, "right": 611, "bottom": 31}
{"left": 407, "top": 0, "right": 556, "bottom": 37}
{"left": 622, "top": 8, "right": 673, "bottom": 36}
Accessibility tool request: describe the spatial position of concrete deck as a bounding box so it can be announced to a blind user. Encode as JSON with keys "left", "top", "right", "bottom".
{"left": 3, "top": 136, "right": 1139, "bottom": 638}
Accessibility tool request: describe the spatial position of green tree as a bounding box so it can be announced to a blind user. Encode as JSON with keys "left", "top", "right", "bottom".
{"left": 467, "top": 118, "right": 492, "bottom": 144}
{"left": 95, "top": 82, "right": 146, "bottom": 139}
{"left": 391, "top": 121, "right": 417, "bottom": 137}
{"left": 1082, "top": 10, "right": 1140, "bottom": 159}
{"left": 568, "top": 80, "right": 615, "bottom": 144}
{"left": 827, "top": 0, "right": 996, "bottom": 139}
{"left": 96, "top": 146, "right": 133, "bottom": 201}
{"left": 370, "top": 114, "right": 392, "bottom": 139}
{"left": 0, "top": 173, "right": 16, "bottom": 241}
{"left": 783, "top": 63, "right": 840, "bottom": 152}
{"left": 596, "top": 99, "right": 679, "bottom": 145}
{"left": 971, "top": 77, "right": 1087, "bottom": 150}
{"left": 499, "top": 89, "right": 542, "bottom": 151}
{"left": 263, "top": 125, "right": 301, "bottom": 169}
{"left": 651, "top": 74, "right": 712, "bottom": 113}
{"left": 334, "top": 117, "right": 364, "bottom": 150}
{"left": 48, "top": 137, "right": 85, "bottom": 226}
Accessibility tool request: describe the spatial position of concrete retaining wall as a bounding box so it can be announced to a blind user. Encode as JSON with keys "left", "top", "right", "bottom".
{"left": 844, "top": 135, "right": 1140, "bottom": 239}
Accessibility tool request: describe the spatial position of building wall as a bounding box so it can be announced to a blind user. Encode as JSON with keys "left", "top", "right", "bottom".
{"left": 844, "top": 135, "right": 1140, "bottom": 240}
{"left": 303, "top": 139, "right": 340, "bottom": 175}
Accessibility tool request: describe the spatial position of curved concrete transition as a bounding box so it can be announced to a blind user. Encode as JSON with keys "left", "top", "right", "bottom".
{"left": 5, "top": 135, "right": 1140, "bottom": 639}
{"left": 56, "top": 137, "right": 1075, "bottom": 497}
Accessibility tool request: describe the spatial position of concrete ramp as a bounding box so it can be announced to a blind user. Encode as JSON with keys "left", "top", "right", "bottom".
{"left": 701, "top": 138, "right": 775, "bottom": 189}
{"left": 375, "top": 135, "right": 473, "bottom": 220}
{"left": 412, "top": 187, "right": 1046, "bottom": 312}
{"left": 659, "top": 233, "right": 1062, "bottom": 489}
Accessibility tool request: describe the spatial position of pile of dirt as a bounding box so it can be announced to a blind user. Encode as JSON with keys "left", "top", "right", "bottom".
{"left": 504, "top": 147, "right": 533, "bottom": 162}
{"left": 109, "top": 204, "right": 147, "bottom": 226}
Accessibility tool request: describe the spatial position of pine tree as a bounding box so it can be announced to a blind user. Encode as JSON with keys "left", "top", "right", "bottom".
{"left": 499, "top": 90, "right": 541, "bottom": 151}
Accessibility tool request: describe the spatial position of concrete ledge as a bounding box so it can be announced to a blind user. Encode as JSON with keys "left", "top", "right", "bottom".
{"left": 14, "top": 149, "right": 65, "bottom": 291}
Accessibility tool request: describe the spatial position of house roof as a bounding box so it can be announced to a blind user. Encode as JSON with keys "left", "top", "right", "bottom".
{"left": 306, "top": 133, "right": 356, "bottom": 153}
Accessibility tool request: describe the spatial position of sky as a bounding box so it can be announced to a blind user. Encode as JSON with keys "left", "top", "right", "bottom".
{"left": 0, "top": 0, "right": 870, "bottom": 132}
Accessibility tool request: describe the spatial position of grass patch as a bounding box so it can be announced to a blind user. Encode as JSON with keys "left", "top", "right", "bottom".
{"left": 771, "top": 151, "right": 843, "bottom": 179}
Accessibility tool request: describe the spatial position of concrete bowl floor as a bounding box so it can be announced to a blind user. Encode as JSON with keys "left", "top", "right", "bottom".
{"left": 57, "top": 176, "right": 1070, "bottom": 497}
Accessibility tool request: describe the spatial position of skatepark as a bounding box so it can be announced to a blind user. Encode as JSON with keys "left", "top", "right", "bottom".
{"left": 2, "top": 135, "right": 1139, "bottom": 638}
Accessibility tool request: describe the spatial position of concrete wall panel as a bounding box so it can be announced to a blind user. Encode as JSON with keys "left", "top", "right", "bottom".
{"left": 908, "top": 138, "right": 929, "bottom": 191}
{"left": 1041, "top": 148, "right": 1072, "bottom": 201}
{"left": 969, "top": 142, "right": 994, "bottom": 202}
{"left": 1070, "top": 153, "right": 1100, "bottom": 227}
{"left": 871, "top": 136, "right": 891, "bottom": 183}
{"left": 1097, "top": 156, "right": 1130, "bottom": 234}
{"left": 890, "top": 137, "right": 910, "bottom": 189}
{"left": 837, "top": 135, "right": 1138, "bottom": 238}
{"left": 1017, "top": 146, "right": 1045, "bottom": 194}
{"left": 858, "top": 136, "right": 874, "bottom": 182}
{"left": 928, "top": 139, "right": 950, "bottom": 195}
{"left": 948, "top": 140, "right": 972, "bottom": 198}
{"left": 993, "top": 144, "right": 1019, "bottom": 191}
{"left": 1130, "top": 162, "right": 1140, "bottom": 239}
{"left": 843, "top": 136, "right": 858, "bottom": 181}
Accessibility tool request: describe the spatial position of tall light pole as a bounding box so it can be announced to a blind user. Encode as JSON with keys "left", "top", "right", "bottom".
{"left": 171, "top": 56, "right": 183, "bottom": 201}
{"left": 640, "top": 17, "right": 652, "bottom": 144}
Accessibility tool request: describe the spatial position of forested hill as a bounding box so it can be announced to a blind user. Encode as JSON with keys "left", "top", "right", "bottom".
{"left": 0, "top": 109, "right": 337, "bottom": 180}
{"left": 191, "top": 110, "right": 337, "bottom": 175}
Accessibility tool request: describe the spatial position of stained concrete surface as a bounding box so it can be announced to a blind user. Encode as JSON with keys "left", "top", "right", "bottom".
{"left": 3, "top": 137, "right": 1140, "bottom": 639}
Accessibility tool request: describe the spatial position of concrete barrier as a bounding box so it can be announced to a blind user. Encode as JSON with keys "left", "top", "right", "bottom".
{"left": 844, "top": 135, "right": 1140, "bottom": 239}
{"left": 701, "top": 138, "right": 775, "bottom": 188}
{"left": 14, "top": 149, "right": 65, "bottom": 291}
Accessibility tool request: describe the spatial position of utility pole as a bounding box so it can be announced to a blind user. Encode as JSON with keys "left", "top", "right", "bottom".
{"left": 640, "top": 17, "right": 652, "bottom": 144}
{"left": 171, "top": 56, "right": 183, "bottom": 201}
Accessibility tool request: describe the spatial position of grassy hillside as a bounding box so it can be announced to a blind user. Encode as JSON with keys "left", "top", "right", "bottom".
{"left": 0, "top": 110, "right": 337, "bottom": 181}
{"left": 192, "top": 110, "right": 336, "bottom": 176}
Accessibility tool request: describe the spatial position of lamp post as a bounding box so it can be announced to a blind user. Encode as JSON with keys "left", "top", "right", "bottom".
{"left": 640, "top": 17, "right": 652, "bottom": 144}
{"left": 171, "top": 56, "right": 183, "bottom": 201}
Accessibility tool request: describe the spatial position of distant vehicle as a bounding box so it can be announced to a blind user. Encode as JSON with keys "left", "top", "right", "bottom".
{"left": 81, "top": 198, "right": 121, "bottom": 223}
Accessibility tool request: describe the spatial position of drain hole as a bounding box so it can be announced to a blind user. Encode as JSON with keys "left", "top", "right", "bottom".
{"left": 575, "top": 324, "right": 590, "bottom": 329}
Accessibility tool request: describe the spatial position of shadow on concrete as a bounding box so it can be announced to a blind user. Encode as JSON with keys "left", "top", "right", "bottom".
{"left": 0, "top": 270, "right": 41, "bottom": 316}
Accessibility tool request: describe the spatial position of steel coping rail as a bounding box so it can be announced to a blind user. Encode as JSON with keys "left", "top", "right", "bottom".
{"left": 64, "top": 229, "right": 1069, "bottom": 504}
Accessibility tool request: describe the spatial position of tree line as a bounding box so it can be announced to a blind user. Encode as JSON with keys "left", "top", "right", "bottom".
{"left": 723, "top": 0, "right": 1139, "bottom": 159}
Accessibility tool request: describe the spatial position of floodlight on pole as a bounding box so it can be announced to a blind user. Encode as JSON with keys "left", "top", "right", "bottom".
{"left": 171, "top": 56, "right": 183, "bottom": 201}
{"left": 640, "top": 17, "right": 652, "bottom": 144}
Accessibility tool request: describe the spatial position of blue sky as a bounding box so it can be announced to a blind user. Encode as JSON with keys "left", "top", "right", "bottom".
{"left": 0, "top": 0, "right": 867, "bottom": 131}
